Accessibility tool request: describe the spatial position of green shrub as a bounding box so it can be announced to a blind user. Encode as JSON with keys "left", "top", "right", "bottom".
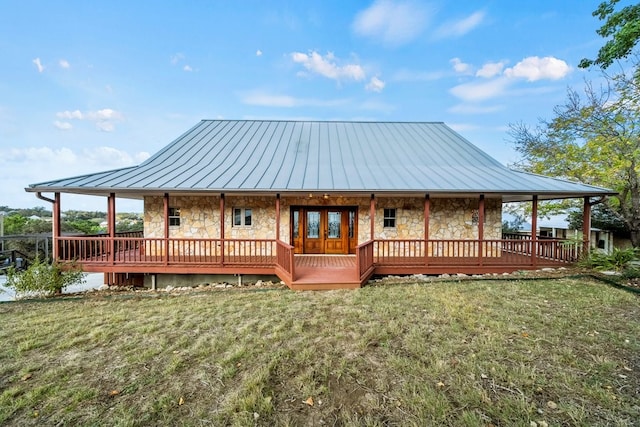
{"left": 579, "top": 247, "right": 640, "bottom": 271}
{"left": 5, "top": 257, "right": 85, "bottom": 297}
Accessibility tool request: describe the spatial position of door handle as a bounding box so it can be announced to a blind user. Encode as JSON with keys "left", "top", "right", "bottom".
{"left": 324, "top": 230, "right": 327, "bottom": 239}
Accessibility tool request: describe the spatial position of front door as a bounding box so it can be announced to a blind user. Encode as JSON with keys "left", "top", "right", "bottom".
{"left": 292, "top": 207, "right": 356, "bottom": 254}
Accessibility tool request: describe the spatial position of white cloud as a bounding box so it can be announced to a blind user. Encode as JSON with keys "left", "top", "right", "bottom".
{"left": 183, "top": 65, "right": 193, "bottom": 72}
{"left": 435, "top": 10, "right": 485, "bottom": 38}
{"left": 365, "top": 76, "right": 386, "bottom": 92}
{"left": 504, "top": 56, "right": 571, "bottom": 81}
{"left": 86, "top": 109, "right": 123, "bottom": 121}
{"left": 241, "top": 91, "right": 349, "bottom": 108}
{"left": 59, "top": 59, "right": 70, "bottom": 69}
{"left": 449, "top": 77, "right": 510, "bottom": 102}
{"left": 54, "top": 108, "right": 124, "bottom": 131}
{"left": 32, "top": 58, "right": 44, "bottom": 73}
{"left": 57, "top": 110, "right": 84, "bottom": 120}
{"left": 450, "top": 58, "right": 472, "bottom": 74}
{"left": 291, "top": 51, "right": 366, "bottom": 82}
{"left": 352, "top": 0, "right": 430, "bottom": 46}
{"left": 476, "top": 61, "right": 506, "bottom": 78}
{"left": 53, "top": 120, "right": 73, "bottom": 130}
{"left": 256, "top": 50, "right": 263, "bottom": 56}
{"left": 170, "top": 53, "right": 184, "bottom": 65}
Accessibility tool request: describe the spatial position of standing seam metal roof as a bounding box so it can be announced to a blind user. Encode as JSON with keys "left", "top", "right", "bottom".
{"left": 28, "top": 120, "right": 615, "bottom": 199}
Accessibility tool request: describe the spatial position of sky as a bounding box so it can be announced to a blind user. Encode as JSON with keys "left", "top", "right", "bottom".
{"left": 0, "top": 0, "right": 626, "bottom": 212}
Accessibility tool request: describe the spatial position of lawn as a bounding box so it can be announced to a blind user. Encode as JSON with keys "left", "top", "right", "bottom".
{"left": 0, "top": 276, "right": 638, "bottom": 426}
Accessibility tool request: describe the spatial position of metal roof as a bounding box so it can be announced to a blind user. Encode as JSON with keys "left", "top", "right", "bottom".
{"left": 27, "top": 120, "right": 615, "bottom": 202}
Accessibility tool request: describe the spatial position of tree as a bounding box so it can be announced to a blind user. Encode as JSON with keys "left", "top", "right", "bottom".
{"left": 567, "top": 203, "right": 628, "bottom": 234}
{"left": 509, "top": 62, "right": 640, "bottom": 246}
{"left": 579, "top": 0, "right": 640, "bottom": 69}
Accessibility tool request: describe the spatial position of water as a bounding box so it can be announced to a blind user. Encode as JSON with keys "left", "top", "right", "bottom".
{"left": 0, "top": 273, "right": 106, "bottom": 302}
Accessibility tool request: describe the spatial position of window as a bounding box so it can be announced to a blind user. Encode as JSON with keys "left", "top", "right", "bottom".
{"left": 383, "top": 208, "right": 396, "bottom": 228}
{"left": 169, "top": 207, "right": 181, "bottom": 226}
{"left": 233, "top": 208, "right": 252, "bottom": 226}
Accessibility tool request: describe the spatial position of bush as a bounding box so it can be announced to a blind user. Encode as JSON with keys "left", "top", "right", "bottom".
{"left": 579, "top": 247, "right": 640, "bottom": 271}
{"left": 5, "top": 257, "right": 85, "bottom": 297}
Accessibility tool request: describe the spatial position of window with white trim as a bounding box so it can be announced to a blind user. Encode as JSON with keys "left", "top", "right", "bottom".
{"left": 169, "top": 207, "right": 181, "bottom": 226}
{"left": 383, "top": 208, "right": 396, "bottom": 228}
{"left": 233, "top": 208, "right": 252, "bottom": 226}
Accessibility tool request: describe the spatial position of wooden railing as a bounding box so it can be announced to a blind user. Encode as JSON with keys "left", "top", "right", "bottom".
{"left": 275, "top": 240, "right": 295, "bottom": 283}
{"left": 356, "top": 240, "right": 375, "bottom": 281}
{"left": 55, "top": 236, "right": 583, "bottom": 280}
{"left": 57, "top": 236, "right": 276, "bottom": 267}
{"left": 374, "top": 238, "right": 582, "bottom": 267}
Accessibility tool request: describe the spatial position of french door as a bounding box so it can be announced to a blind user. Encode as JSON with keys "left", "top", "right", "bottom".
{"left": 291, "top": 207, "right": 357, "bottom": 254}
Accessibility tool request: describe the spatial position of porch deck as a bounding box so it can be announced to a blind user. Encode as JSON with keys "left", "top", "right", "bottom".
{"left": 56, "top": 235, "right": 581, "bottom": 290}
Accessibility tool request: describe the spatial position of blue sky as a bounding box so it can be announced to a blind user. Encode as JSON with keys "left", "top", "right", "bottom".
{"left": 0, "top": 0, "right": 620, "bottom": 211}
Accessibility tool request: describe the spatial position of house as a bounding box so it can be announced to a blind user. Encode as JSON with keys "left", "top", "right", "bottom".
{"left": 27, "top": 120, "right": 615, "bottom": 289}
{"left": 503, "top": 212, "right": 615, "bottom": 254}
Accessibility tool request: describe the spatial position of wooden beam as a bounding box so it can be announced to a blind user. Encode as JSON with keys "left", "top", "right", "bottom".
{"left": 220, "top": 193, "right": 225, "bottom": 265}
{"left": 424, "top": 194, "right": 430, "bottom": 240}
{"left": 424, "top": 194, "right": 430, "bottom": 266}
{"left": 531, "top": 195, "right": 538, "bottom": 268}
{"left": 163, "top": 193, "right": 169, "bottom": 266}
{"left": 108, "top": 193, "right": 116, "bottom": 265}
{"left": 370, "top": 194, "right": 375, "bottom": 240}
{"left": 583, "top": 197, "right": 591, "bottom": 254}
{"left": 478, "top": 194, "right": 485, "bottom": 265}
{"left": 275, "top": 193, "right": 281, "bottom": 241}
{"left": 53, "top": 192, "right": 61, "bottom": 260}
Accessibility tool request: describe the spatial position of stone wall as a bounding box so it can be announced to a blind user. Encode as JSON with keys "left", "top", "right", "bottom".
{"left": 143, "top": 195, "right": 503, "bottom": 249}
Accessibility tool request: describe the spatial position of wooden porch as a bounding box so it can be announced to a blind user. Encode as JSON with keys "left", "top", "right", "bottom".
{"left": 57, "top": 234, "right": 582, "bottom": 290}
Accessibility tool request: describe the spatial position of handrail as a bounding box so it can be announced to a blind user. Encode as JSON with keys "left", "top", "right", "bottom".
{"left": 53, "top": 236, "right": 583, "bottom": 274}
{"left": 356, "top": 240, "right": 375, "bottom": 280}
{"left": 275, "top": 240, "right": 295, "bottom": 282}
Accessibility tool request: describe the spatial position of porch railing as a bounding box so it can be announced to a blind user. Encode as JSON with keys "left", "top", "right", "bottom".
{"left": 275, "top": 240, "right": 295, "bottom": 283}
{"left": 356, "top": 240, "right": 375, "bottom": 281}
{"left": 374, "top": 238, "right": 582, "bottom": 267}
{"left": 55, "top": 236, "right": 583, "bottom": 277}
{"left": 57, "top": 236, "right": 276, "bottom": 267}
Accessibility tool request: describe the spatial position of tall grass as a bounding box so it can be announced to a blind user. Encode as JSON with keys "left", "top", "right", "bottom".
{"left": 0, "top": 277, "right": 638, "bottom": 426}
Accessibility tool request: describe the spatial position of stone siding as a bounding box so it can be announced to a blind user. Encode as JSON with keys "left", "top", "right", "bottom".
{"left": 143, "top": 195, "right": 503, "bottom": 256}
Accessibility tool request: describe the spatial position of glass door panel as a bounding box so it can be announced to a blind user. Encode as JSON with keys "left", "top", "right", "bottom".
{"left": 307, "top": 211, "right": 320, "bottom": 239}
{"left": 327, "top": 211, "right": 341, "bottom": 238}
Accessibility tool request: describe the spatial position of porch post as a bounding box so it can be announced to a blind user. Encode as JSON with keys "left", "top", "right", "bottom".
{"left": 583, "top": 197, "right": 591, "bottom": 255}
{"left": 220, "top": 193, "right": 225, "bottom": 265}
{"left": 531, "top": 195, "right": 538, "bottom": 268}
{"left": 370, "top": 194, "right": 375, "bottom": 241}
{"left": 478, "top": 194, "right": 485, "bottom": 266}
{"left": 108, "top": 193, "right": 116, "bottom": 264}
{"left": 53, "top": 192, "right": 61, "bottom": 260}
{"left": 163, "top": 193, "right": 169, "bottom": 266}
{"left": 424, "top": 194, "right": 430, "bottom": 265}
{"left": 275, "top": 193, "right": 281, "bottom": 241}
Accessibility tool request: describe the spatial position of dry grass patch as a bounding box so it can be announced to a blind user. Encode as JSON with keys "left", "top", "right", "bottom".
{"left": 0, "top": 277, "right": 638, "bottom": 426}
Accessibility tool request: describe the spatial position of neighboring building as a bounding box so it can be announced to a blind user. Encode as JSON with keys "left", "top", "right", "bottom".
{"left": 504, "top": 213, "right": 615, "bottom": 254}
{"left": 27, "top": 120, "right": 615, "bottom": 289}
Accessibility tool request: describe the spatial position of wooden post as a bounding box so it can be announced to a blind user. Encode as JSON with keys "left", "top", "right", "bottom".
{"left": 370, "top": 194, "right": 375, "bottom": 241}
{"left": 53, "top": 192, "right": 61, "bottom": 260}
{"left": 275, "top": 193, "right": 281, "bottom": 241}
{"left": 163, "top": 193, "right": 169, "bottom": 266}
{"left": 478, "top": 194, "right": 485, "bottom": 266}
{"left": 108, "top": 193, "right": 116, "bottom": 264}
{"left": 220, "top": 193, "right": 225, "bottom": 265}
{"left": 424, "top": 194, "right": 430, "bottom": 265}
{"left": 531, "top": 195, "right": 538, "bottom": 268}
{"left": 583, "top": 197, "right": 591, "bottom": 255}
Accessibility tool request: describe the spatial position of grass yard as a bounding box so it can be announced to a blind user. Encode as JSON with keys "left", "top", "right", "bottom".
{"left": 0, "top": 276, "right": 639, "bottom": 426}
